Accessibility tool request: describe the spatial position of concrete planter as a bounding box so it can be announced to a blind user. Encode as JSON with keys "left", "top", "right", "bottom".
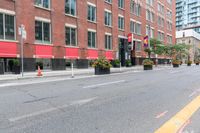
{"left": 173, "top": 64, "right": 179, "bottom": 68}
{"left": 95, "top": 67, "right": 110, "bottom": 75}
{"left": 143, "top": 65, "right": 153, "bottom": 70}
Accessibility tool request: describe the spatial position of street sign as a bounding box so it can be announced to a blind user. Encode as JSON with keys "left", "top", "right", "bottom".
{"left": 18, "top": 25, "right": 26, "bottom": 40}
{"left": 22, "top": 30, "right": 27, "bottom": 40}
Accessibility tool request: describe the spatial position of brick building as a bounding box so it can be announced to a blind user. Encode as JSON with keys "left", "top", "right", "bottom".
{"left": 0, "top": 0, "right": 176, "bottom": 73}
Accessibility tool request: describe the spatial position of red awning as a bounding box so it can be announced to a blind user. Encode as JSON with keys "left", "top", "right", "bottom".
{"left": 35, "top": 45, "right": 53, "bottom": 58}
{"left": 87, "top": 49, "right": 98, "bottom": 59}
{"left": 105, "top": 51, "right": 114, "bottom": 60}
{"left": 0, "top": 41, "right": 17, "bottom": 57}
{"left": 66, "top": 47, "right": 79, "bottom": 59}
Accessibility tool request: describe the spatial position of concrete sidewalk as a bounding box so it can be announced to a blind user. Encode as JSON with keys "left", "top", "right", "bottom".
{"left": 0, "top": 65, "right": 171, "bottom": 81}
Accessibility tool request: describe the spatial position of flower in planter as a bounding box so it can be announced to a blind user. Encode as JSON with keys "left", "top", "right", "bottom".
{"left": 187, "top": 60, "right": 192, "bottom": 65}
{"left": 172, "top": 59, "right": 181, "bottom": 65}
{"left": 142, "top": 59, "right": 154, "bottom": 66}
{"left": 92, "top": 57, "right": 112, "bottom": 69}
{"left": 194, "top": 60, "right": 200, "bottom": 64}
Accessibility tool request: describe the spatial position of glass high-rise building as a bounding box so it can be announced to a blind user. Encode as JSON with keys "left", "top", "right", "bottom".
{"left": 176, "top": 0, "right": 200, "bottom": 33}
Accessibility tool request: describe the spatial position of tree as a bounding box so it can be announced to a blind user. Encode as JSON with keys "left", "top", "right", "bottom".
{"left": 164, "top": 43, "right": 190, "bottom": 61}
{"left": 144, "top": 38, "right": 163, "bottom": 59}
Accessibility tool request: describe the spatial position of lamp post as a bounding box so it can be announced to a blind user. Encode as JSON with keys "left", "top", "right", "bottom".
{"left": 19, "top": 24, "right": 26, "bottom": 77}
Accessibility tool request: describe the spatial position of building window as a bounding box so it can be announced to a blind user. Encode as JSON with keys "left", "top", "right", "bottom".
{"left": 88, "top": 31, "right": 96, "bottom": 48}
{"left": 146, "top": 0, "right": 154, "bottom": 6}
{"left": 0, "top": 13, "right": 15, "bottom": 40}
{"left": 167, "top": 35, "right": 172, "bottom": 44}
{"left": 35, "top": 0, "right": 50, "bottom": 9}
{"left": 65, "top": 27, "right": 77, "bottom": 46}
{"left": 105, "top": 11, "right": 112, "bottom": 26}
{"left": 35, "top": 20, "right": 51, "bottom": 43}
{"left": 130, "top": 20, "right": 141, "bottom": 35}
{"left": 130, "top": 0, "right": 141, "bottom": 16}
{"left": 88, "top": 4, "right": 96, "bottom": 22}
{"left": 167, "top": 21, "right": 172, "bottom": 31}
{"left": 158, "top": 16, "right": 164, "bottom": 27}
{"left": 167, "top": 0, "right": 172, "bottom": 5}
{"left": 135, "top": 41, "right": 141, "bottom": 51}
{"left": 118, "top": 16, "right": 124, "bottom": 30}
{"left": 166, "top": 10, "right": 172, "bottom": 20}
{"left": 146, "top": 26, "right": 154, "bottom": 38}
{"left": 118, "top": 0, "right": 124, "bottom": 9}
{"left": 105, "top": 0, "right": 112, "bottom": 4}
{"left": 146, "top": 10, "right": 154, "bottom": 22}
{"left": 105, "top": 34, "right": 112, "bottom": 50}
{"left": 65, "top": 0, "right": 76, "bottom": 16}
{"left": 158, "top": 31, "right": 164, "bottom": 41}
{"left": 157, "top": 3, "right": 164, "bottom": 14}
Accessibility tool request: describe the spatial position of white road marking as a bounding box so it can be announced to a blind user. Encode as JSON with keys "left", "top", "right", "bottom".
{"left": 155, "top": 111, "right": 168, "bottom": 119}
{"left": 83, "top": 80, "right": 126, "bottom": 89}
{"left": 71, "top": 97, "right": 97, "bottom": 106}
{"left": 8, "top": 97, "right": 97, "bottom": 122}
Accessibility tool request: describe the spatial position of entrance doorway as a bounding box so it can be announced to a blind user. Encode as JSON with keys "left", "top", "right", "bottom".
{"left": 118, "top": 38, "right": 128, "bottom": 66}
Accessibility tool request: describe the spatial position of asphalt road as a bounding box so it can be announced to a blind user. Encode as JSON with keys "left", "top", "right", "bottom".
{"left": 0, "top": 65, "right": 200, "bottom": 133}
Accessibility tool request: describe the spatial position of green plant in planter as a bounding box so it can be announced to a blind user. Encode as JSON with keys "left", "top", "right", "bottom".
{"left": 13, "top": 59, "right": 20, "bottom": 74}
{"left": 172, "top": 59, "right": 180, "bottom": 65}
{"left": 187, "top": 60, "right": 192, "bottom": 66}
{"left": 13, "top": 59, "right": 20, "bottom": 66}
{"left": 92, "top": 57, "right": 112, "bottom": 69}
{"left": 92, "top": 57, "right": 112, "bottom": 75}
{"left": 112, "top": 59, "right": 120, "bottom": 67}
{"left": 172, "top": 59, "right": 180, "bottom": 68}
{"left": 143, "top": 59, "right": 154, "bottom": 70}
{"left": 194, "top": 59, "right": 200, "bottom": 65}
{"left": 125, "top": 60, "right": 132, "bottom": 67}
{"left": 143, "top": 59, "right": 154, "bottom": 66}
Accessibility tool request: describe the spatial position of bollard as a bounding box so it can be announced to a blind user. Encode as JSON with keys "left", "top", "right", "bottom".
{"left": 71, "top": 62, "right": 74, "bottom": 78}
{"left": 120, "top": 62, "right": 122, "bottom": 72}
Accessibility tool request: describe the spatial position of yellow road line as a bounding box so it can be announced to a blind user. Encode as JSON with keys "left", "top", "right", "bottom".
{"left": 155, "top": 95, "right": 200, "bottom": 133}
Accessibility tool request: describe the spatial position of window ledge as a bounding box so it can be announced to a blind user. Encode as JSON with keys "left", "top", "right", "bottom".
{"left": 34, "top": 5, "right": 51, "bottom": 11}
{"left": 65, "top": 46, "right": 79, "bottom": 48}
{"left": 105, "top": 25, "right": 112, "bottom": 28}
{"left": 118, "top": 7, "right": 125, "bottom": 10}
{"left": 34, "top": 42, "right": 53, "bottom": 45}
{"left": 87, "top": 20, "right": 97, "bottom": 24}
{"left": 105, "top": 49, "right": 113, "bottom": 51}
{"left": 65, "top": 14, "right": 78, "bottom": 19}
{"left": 105, "top": 1, "right": 112, "bottom": 5}
{"left": 0, "top": 39, "right": 18, "bottom": 43}
{"left": 118, "top": 29, "right": 125, "bottom": 32}
{"left": 87, "top": 48, "right": 98, "bottom": 50}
